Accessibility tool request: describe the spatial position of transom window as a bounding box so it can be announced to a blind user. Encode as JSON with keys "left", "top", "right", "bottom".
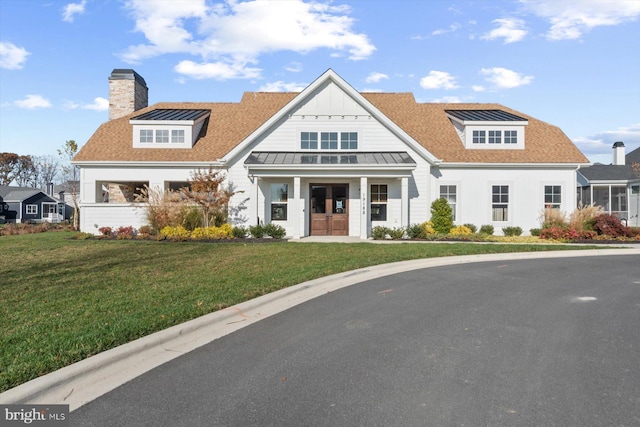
{"left": 544, "top": 185, "right": 561, "bottom": 209}
{"left": 301, "top": 132, "right": 358, "bottom": 150}
{"left": 155, "top": 129, "right": 169, "bottom": 143}
{"left": 492, "top": 185, "right": 509, "bottom": 221}
{"left": 439, "top": 185, "right": 457, "bottom": 220}
{"left": 371, "top": 184, "right": 388, "bottom": 221}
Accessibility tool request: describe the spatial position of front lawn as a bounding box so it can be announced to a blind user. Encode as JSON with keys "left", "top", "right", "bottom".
{"left": 1, "top": 232, "right": 601, "bottom": 392}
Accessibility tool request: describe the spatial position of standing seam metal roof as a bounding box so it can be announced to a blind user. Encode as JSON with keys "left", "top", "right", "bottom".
{"left": 445, "top": 109, "right": 527, "bottom": 122}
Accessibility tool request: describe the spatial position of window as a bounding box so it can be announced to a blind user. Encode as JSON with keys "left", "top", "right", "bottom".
{"left": 440, "top": 185, "right": 457, "bottom": 220}
{"left": 26, "top": 204, "right": 38, "bottom": 215}
{"left": 504, "top": 130, "right": 517, "bottom": 144}
{"left": 472, "top": 130, "right": 486, "bottom": 144}
{"left": 270, "top": 184, "right": 288, "bottom": 221}
{"left": 321, "top": 132, "right": 338, "bottom": 150}
{"left": 301, "top": 132, "right": 318, "bottom": 149}
{"left": 171, "top": 129, "right": 185, "bottom": 143}
{"left": 140, "top": 129, "right": 153, "bottom": 143}
{"left": 98, "top": 181, "right": 149, "bottom": 203}
{"left": 371, "top": 184, "right": 388, "bottom": 221}
{"left": 155, "top": 129, "right": 169, "bottom": 143}
{"left": 492, "top": 185, "right": 509, "bottom": 221}
{"left": 341, "top": 132, "right": 358, "bottom": 150}
{"left": 544, "top": 185, "right": 561, "bottom": 209}
{"left": 611, "top": 186, "right": 627, "bottom": 213}
{"left": 488, "top": 130, "right": 501, "bottom": 144}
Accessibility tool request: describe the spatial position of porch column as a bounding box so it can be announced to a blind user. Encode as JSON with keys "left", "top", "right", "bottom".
{"left": 293, "top": 176, "right": 301, "bottom": 239}
{"left": 252, "top": 176, "right": 260, "bottom": 225}
{"left": 360, "top": 177, "right": 368, "bottom": 239}
{"left": 401, "top": 176, "right": 409, "bottom": 228}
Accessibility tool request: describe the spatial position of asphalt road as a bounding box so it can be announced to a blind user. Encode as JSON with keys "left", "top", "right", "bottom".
{"left": 72, "top": 255, "right": 640, "bottom": 426}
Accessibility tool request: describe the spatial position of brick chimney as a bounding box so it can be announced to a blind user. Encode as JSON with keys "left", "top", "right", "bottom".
{"left": 108, "top": 69, "right": 148, "bottom": 120}
{"left": 613, "top": 141, "right": 625, "bottom": 165}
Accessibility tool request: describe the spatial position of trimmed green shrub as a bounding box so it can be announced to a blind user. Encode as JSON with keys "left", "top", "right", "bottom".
{"left": 463, "top": 223, "right": 477, "bottom": 233}
{"left": 232, "top": 226, "right": 247, "bottom": 238}
{"left": 529, "top": 228, "right": 541, "bottom": 237}
{"left": 263, "top": 223, "right": 286, "bottom": 239}
{"left": 388, "top": 227, "right": 405, "bottom": 240}
{"left": 405, "top": 223, "right": 423, "bottom": 239}
{"left": 371, "top": 226, "right": 389, "bottom": 240}
{"left": 182, "top": 207, "right": 203, "bottom": 231}
{"left": 479, "top": 224, "right": 494, "bottom": 235}
{"left": 249, "top": 224, "right": 265, "bottom": 238}
{"left": 502, "top": 226, "right": 523, "bottom": 237}
{"left": 430, "top": 198, "right": 454, "bottom": 234}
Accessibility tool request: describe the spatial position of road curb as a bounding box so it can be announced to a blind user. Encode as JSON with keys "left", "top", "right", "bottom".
{"left": 2, "top": 248, "right": 638, "bottom": 411}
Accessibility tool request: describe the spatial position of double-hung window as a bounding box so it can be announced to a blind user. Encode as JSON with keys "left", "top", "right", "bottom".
{"left": 371, "top": 184, "right": 388, "bottom": 221}
{"left": 488, "top": 130, "right": 501, "bottom": 144}
{"left": 140, "top": 129, "right": 153, "bottom": 143}
{"left": 155, "top": 129, "right": 169, "bottom": 143}
{"left": 439, "top": 185, "right": 457, "bottom": 221}
{"left": 321, "top": 132, "right": 338, "bottom": 150}
{"left": 544, "top": 185, "right": 561, "bottom": 209}
{"left": 270, "top": 184, "right": 288, "bottom": 221}
{"left": 171, "top": 129, "right": 185, "bottom": 143}
{"left": 340, "top": 132, "right": 358, "bottom": 150}
{"left": 26, "top": 205, "right": 38, "bottom": 215}
{"left": 473, "top": 130, "right": 486, "bottom": 144}
{"left": 492, "top": 185, "right": 509, "bottom": 221}
{"left": 504, "top": 130, "right": 517, "bottom": 144}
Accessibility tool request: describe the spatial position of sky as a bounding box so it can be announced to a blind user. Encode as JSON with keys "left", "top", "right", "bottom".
{"left": 1, "top": 0, "right": 639, "bottom": 165}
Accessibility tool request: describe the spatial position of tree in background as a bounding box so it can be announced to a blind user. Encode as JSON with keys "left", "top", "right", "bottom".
{"left": 58, "top": 140, "right": 80, "bottom": 229}
{"left": 32, "top": 155, "right": 61, "bottom": 190}
{"left": 1, "top": 153, "right": 22, "bottom": 185}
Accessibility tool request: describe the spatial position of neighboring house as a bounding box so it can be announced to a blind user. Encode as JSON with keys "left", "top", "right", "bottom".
{"left": 0, "top": 185, "right": 68, "bottom": 224}
{"left": 577, "top": 142, "right": 640, "bottom": 227}
{"left": 73, "top": 69, "right": 589, "bottom": 237}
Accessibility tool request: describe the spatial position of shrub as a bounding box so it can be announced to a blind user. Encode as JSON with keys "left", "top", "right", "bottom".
{"left": 72, "top": 232, "right": 94, "bottom": 240}
{"left": 430, "top": 198, "right": 454, "bottom": 234}
{"left": 502, "top": 226, "right": 523, "bottom": 237}
{"left": 98, "top": 226, "right": 113, "bottom": 237}
{"left": 479, "top": 224, "right": 494, "bottom": 235}
{"left": 182, "top": 207, "right": 203, "bottom": 231}
{"left": 388, "top": 227, "right": 405, "bottom": 240}
{"left": 249, "top": 224, "right": 265, "bottom": 238}
{"left": 190, "top": 224, "right": 233, "bottom": 240}
{"left": 569, "top": 203, "right": 603, "bottom": 232}
{"left": 540, "top": 226, "right": 596, "bottom": 241}
{"left": 463, "top": 223, "right": 477, "bottom": 233}
{"left": 589, "top": 214, "right": 632, "bottom": 238}
{"left": 530, "top": 228, "right": 541, "bottom": 237}
{"left": 137, "top": 225, "right": 154, "bottom": 237}
{"left": 371, "top": 226, "right": 389, "bottom": 240}
{"left": 421, "top": 221, "right": 436, "bottom": 236}
{"left": 263, "top": 223, "right": 286, "bottom": 239}
{"left": 160, "top": 225, "right": 191, "bottom": 240}
{"left": 540, "top": 207, "right": 567, "bottom": 228}
{"left": 405, "top": 223, "right": 423, "bottom": 239}
{"left": 449, "top": 225, "right": 473, "bottom": 236}
{"left": 232, "top": 226, "right": 247, "bottom": 239}
{"left": 115, "top": 226, "right": 136, "bottom": 240}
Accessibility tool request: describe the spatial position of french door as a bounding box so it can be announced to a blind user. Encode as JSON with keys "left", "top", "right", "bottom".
{"left": 310, "top": 184, "right": 349, "bottom": 236}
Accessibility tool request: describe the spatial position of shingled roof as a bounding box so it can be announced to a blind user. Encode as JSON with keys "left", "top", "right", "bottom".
{"left": 74, "top": 91, "right": 588, "bottom": 164}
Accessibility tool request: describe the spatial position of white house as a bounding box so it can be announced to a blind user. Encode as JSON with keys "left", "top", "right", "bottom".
{"left": 73, "top": 69, "right": 589, "bottom": 237}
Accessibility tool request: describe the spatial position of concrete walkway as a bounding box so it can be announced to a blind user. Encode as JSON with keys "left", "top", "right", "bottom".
{"left": 2, "top": 246, "right": 639, "bottom": 411}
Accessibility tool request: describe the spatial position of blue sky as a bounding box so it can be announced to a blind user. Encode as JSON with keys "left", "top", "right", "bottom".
{"left": 1, "top": 0, "right": 639, "bottom": 164}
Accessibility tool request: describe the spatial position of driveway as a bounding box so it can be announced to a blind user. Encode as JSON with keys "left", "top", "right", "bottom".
{"left": 71, "top": 255, "right": 640, "bottom": 426}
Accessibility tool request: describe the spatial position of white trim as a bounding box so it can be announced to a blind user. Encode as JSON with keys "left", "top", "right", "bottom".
{"left": 438, "top": 162, "right": 586, "bottom": 169}
{"left": 72, "top": 161, "right": 226, "bottom": 168}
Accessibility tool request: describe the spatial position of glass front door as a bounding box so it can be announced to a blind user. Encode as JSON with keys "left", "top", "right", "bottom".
{"left": 310, "top": 184, "right": 349, "bottom": 236}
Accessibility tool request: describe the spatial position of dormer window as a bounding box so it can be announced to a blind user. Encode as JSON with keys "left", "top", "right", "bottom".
{"left": 446, "top": 109, "right": 527, "bottom": 150}
{"left": 131, "top": 109, "right": 210, "bottom": 149}
{"left": 300, "top": 131, "right": 358, "bottom": 150}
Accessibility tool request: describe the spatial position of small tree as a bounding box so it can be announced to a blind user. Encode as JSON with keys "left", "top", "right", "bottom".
{"left": 58, "top": 140, "right": 80, "bottom": 230}
{"left": 180, "top": 167, "right": 236, "bottom": 228}
{"left": 430, "top": 198, "right": 454, "bottom": 234}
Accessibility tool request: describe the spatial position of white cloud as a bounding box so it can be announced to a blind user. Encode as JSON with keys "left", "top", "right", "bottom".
{"left": 121, "top": 0, "right": 375, "bottom": 80}
{"left": 420, "top": 71, "right": 459, "bottom": 90}
{"left": 431, "top": 96, "right": 463, "bottom": 103}
{"left": 174, "top": 60, "right": 261, "bottom": 80}
{"left": 0, "top": 41, "right": 30, "bottom": 70}
{"left": 520, "top": 0, "right": 640, "bottom": 40}
{"left": 365, "top": 72, "right": 388, "bottom": 84}
{"left": 573, "top": 123, "right": 640, "bottom": 156}
{"left": 258, "top": 81, "right": 308, "bottom": 92}
{"left": 472, "top": 85, "right": 486, "bottom": 92}
{"left": 481, "top": 18, "right": 527, "bottom": 43}
{"left": 14, "top": 95, "right": 52, "bottom": 109}
{"left": 285, "top": 62, "right": 303, "bottom": 73}
{"left": 432, "top": 23, "right": 461, "bottom": 36}
{"left": 82, "top": 97, "right": 109, "bottom": 111}
{"left": 62, "top": 0, "right": 87, "bottom": 23}
{"left": 480, "top": 67, "right": 533, "bottom": 88}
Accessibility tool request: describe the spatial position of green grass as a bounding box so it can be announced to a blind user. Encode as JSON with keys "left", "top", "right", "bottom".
{"left": 0, "top": 232, "right": 601, "bottom": 392}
